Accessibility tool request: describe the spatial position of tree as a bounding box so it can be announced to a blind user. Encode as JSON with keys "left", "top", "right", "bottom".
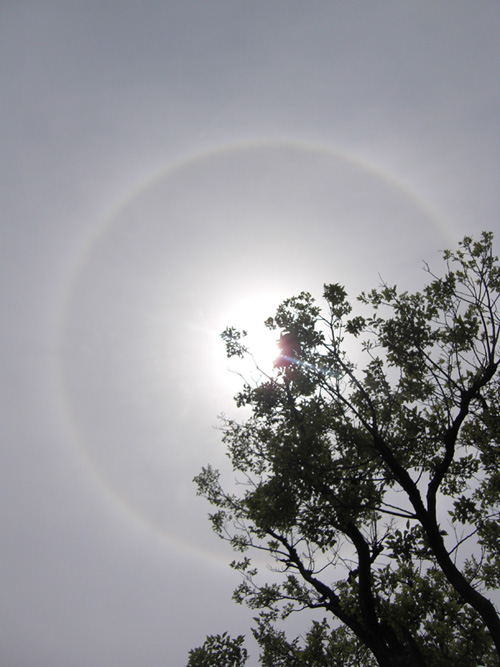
{"left": 192, "top": 232, "right": 500, "bottom": 666}
{"left": 187, "top": 632, "right": 248, "bottom": 667}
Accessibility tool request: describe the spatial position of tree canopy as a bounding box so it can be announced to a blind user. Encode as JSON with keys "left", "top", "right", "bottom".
{"left": 190, "top": 232, "right": 500, "bottom": 666}
{"left": 187, "top": 632, "right": 248, "bottom": 667}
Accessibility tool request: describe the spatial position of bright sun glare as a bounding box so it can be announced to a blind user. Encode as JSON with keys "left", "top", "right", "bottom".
{"left": 221, "top": 293, "right": 282, "bottom": 381}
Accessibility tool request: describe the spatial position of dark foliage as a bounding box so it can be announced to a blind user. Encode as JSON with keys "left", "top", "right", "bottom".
{"left": 191, "top": 233, "right": 500, "bottom": 666}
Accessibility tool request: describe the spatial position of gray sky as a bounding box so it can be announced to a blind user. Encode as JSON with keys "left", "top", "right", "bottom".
{"left": 1, "top": 2, "right": 499, "bottom": 665}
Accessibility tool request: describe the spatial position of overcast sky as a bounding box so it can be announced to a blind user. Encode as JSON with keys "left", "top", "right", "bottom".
{"left": 1, "top": 2, "right": 499, "bottom": 665}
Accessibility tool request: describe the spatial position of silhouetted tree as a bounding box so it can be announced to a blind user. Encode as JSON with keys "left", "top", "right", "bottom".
{"left": 192, "top": 233, "right": 500, "bottom": 666}
{"left": 187, "top": 632, "right": 248, "bottom": 667}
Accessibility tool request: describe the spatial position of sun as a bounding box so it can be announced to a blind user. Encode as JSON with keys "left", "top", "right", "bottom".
{"left": 219, "top": 293, "right": 283, "bottom": 380}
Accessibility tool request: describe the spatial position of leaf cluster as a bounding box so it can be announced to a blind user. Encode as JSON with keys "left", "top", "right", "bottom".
{"left": 187, "top": 632, "right": 248, "bottom": 667}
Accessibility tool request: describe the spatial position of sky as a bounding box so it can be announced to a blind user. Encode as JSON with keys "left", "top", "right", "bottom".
{"left": 1, "top": 2, "right": 499, "bottom": 665}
